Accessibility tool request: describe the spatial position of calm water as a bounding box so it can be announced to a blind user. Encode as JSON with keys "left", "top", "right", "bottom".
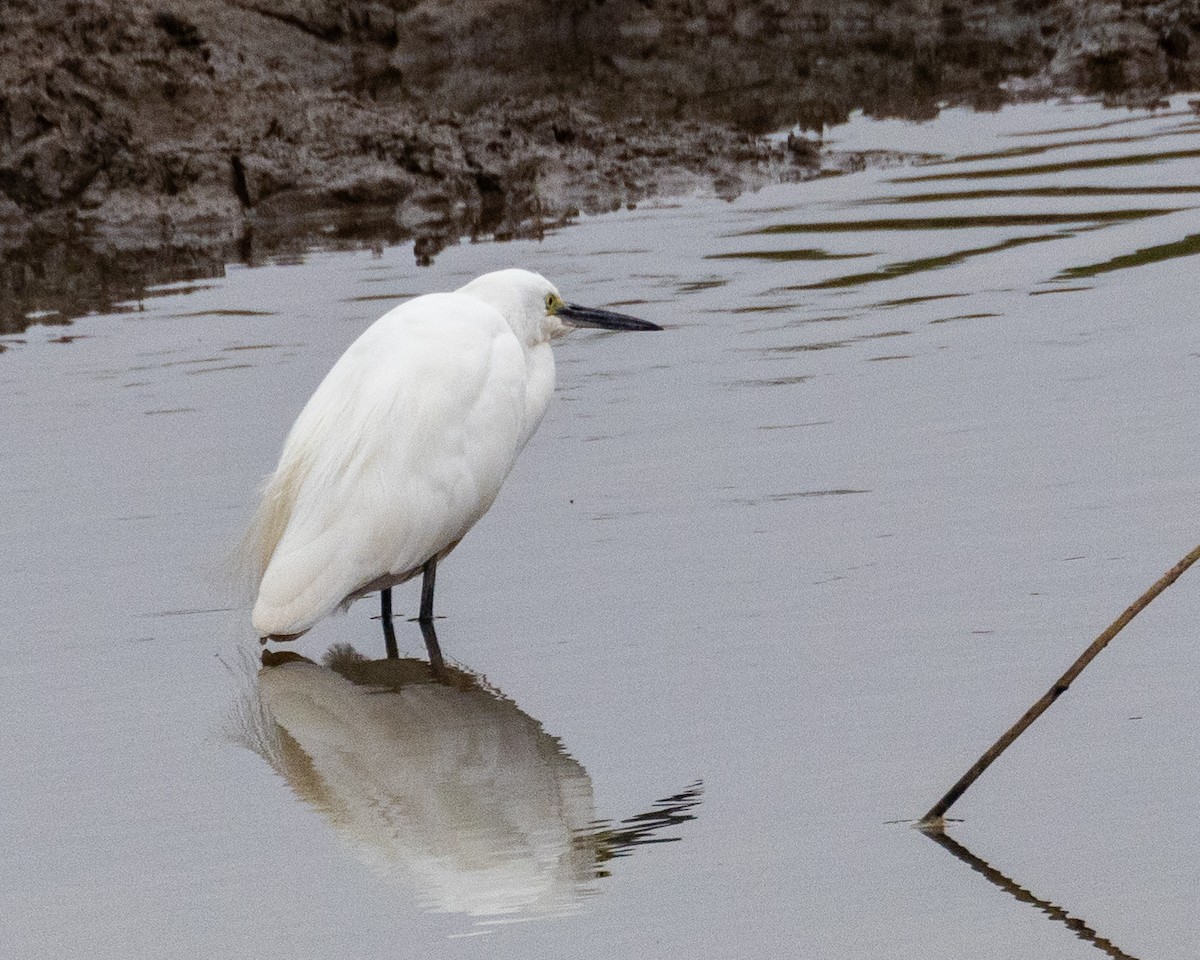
{"left": 3, "top": 96, "right": 1199, "bottom": 959}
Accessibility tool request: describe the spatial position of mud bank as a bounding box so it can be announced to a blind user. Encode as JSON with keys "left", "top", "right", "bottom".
{"left": 3, "top": 0, "right": 1199, "bottom": 329}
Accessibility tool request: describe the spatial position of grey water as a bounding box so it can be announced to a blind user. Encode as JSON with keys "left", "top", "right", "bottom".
{"left": 3, "top": 96, "right": 1199, "bottom": 959}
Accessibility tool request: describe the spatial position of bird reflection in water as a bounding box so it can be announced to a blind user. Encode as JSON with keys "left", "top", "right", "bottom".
{"left": 233, "top": 627, "right": 701, "bottom": 922}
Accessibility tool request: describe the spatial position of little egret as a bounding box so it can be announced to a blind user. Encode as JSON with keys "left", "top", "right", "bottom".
{"left": 243, "top": 268, "right": 660, "bottom": 645}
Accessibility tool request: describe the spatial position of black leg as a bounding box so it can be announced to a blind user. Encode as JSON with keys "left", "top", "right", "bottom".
{"left": 418, "top": 557, "right": 437, "bottom": 625}
{"left": 419, "top": 618, "right": 446, "bottom": 675}
{"left": 380, "top": 587, "right": 398, "bottom": 659}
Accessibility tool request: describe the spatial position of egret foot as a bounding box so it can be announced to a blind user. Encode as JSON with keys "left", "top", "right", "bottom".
{"left": 419, "top": 618, "right": 446, "bottom": 675}
{"left": 380, "top": 587, "right": 399, "bottom": 660}
{"left": 417, "top": 557, "right": 437, "bottom": 626}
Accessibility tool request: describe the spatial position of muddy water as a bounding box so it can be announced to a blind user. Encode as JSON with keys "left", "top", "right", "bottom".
{"left": 3, "top": 96, "right": 1199, "bottom": 959}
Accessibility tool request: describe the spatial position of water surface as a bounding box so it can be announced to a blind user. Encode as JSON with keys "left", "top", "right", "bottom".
{"left": 3, "top": 96, "right": 1199, "bottom": 959}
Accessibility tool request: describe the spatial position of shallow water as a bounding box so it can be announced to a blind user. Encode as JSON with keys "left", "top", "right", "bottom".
{"left": 3, "top": 96, "right": 1200, "bottom": 959}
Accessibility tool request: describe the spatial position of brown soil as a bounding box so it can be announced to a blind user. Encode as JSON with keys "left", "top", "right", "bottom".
{"left": 3, "top": 0, "right": 1199, "bottom": 329}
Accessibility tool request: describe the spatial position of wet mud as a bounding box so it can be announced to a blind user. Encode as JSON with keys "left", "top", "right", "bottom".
{"left": 3, "top": 0, "right": 1200, "bottom": 330}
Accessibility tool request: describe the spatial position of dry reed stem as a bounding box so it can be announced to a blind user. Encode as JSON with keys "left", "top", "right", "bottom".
{"left": 920, "top": 541, "right": 1200, "bottom": 826}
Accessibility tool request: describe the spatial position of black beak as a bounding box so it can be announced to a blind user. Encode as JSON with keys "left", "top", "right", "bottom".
{"left": 558, "top": 302, "right": 662, "bottom": 331}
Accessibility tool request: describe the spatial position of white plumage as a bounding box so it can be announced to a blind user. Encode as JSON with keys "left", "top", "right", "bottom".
{"left": 242, "top": 268, "right": 658, "bottom": 640}
{"left": 251, "top": 650, "right": 597, "bottom": 917}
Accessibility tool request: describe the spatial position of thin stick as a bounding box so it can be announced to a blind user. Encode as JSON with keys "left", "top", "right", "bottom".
{"left": 920, "top": 541, "right": 1200, "bottom": 826}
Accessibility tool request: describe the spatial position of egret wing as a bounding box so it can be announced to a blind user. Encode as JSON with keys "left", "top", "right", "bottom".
{"left": 251, "top": 293, "right": 528, "bottom": 636}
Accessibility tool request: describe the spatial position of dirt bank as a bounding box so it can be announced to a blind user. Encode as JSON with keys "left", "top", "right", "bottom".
{"left": 3, "top": 0, "right": 1199, "bottom": 328}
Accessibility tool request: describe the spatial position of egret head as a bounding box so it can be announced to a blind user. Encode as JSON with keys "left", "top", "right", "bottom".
{"left": 457, "top": 269, "right": 660, "bottom": 347}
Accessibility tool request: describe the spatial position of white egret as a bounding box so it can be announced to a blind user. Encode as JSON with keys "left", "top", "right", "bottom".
{"left": 242, "top": 268, "right": 660, "bottom": 645}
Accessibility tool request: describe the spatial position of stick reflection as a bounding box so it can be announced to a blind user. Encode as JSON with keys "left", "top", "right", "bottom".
{"left": 233, "top": 630, "right": 701, "bottom": 922}
{"left": 921, "top": 827, "right": 1140, "bottom": 960}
